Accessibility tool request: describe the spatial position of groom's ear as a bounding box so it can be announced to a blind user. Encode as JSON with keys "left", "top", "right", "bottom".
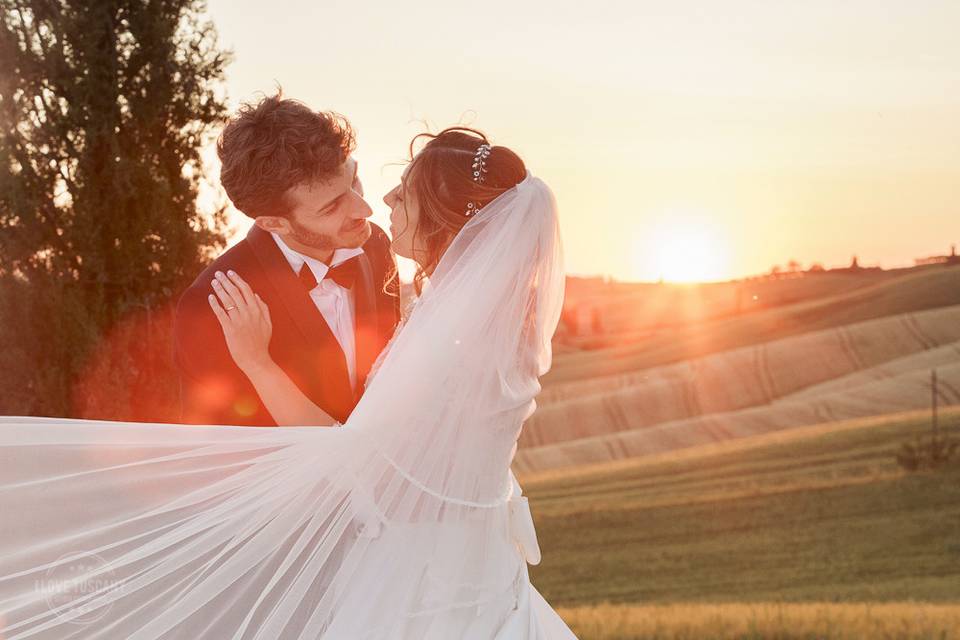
{"left": 253, "top": 216, "right": 291, "bottom": 234}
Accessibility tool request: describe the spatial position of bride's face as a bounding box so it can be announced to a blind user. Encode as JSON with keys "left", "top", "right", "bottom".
{"left": 383, "top": 165, "right": 424, "bottom": 263}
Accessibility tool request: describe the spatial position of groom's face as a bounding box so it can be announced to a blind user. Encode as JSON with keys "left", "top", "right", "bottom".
{"left": 255, "top": 156, "right": 372, "bottom": 258}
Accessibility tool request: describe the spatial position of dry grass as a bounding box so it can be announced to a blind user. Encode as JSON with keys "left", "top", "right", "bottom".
{"left": 516, "top": 408, "right": 953, "bottom": 487}
{"left": 548, "top": 264, "right": 960, "bottom": 385}
{"left": 514, "top": 302, "right": 960, "bottom": 473}
{"left": 515, "top": 267, "right": 960, "bottom": 474}
{"left": 554, "top": 601, "right": 960, "bottom": 640}
{"left": 540, "top": 304, "right": 960, "bottom": 407}
{"left": 515, "top": 362, "right": 960, "bottom": 474}
{"left": 522, "top": 410, "right": 960, "bottom": 607}
{"left": 559, "top": 270, "right": 898, "bottom": 349}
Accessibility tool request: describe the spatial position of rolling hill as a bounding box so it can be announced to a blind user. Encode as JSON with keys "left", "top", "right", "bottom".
{"left": 516, "top": 305, "right": 960, "bottom": 471}
{"left": 547, "top": 264, "right": 960, "bottom": 384}
{"left": 514, "top": 264, "right": 960, "bottom": 474}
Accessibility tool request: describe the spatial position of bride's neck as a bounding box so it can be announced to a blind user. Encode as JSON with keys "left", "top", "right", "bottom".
{"left": 418, "top": 237, "right": 452, "bottom": 279}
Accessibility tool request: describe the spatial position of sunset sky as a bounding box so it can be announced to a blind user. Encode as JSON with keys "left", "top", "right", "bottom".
{"left": 204, "top": 0, "right": 959, "bottom": 282}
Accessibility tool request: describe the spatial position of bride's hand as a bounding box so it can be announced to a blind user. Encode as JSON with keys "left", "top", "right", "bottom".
{"left": 208, "top": 270, "right": 273, "bottom": 373}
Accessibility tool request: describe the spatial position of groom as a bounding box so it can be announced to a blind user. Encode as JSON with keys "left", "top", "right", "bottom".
{"left": 174, "top": 94, "right": 400, "bottom": 426}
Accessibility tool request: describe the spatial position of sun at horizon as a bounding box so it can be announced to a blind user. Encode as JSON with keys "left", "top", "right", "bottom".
{"left": 634, "top": 215, "right": 732, "bottom": 284}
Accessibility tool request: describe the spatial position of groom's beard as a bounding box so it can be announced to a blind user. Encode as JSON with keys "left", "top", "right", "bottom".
{"left": 288, "top": 218, "right": 338, "bottom": 251}
{"left": 287, "top": 217, "right": 368, "bottom": 251}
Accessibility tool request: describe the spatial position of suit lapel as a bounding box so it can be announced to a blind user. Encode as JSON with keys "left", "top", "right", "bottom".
{"left": 245, "top": 225, "right": 352, "bottom": 394}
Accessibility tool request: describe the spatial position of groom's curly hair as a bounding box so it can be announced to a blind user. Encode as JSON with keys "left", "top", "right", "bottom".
{"left": 217, "top": 92, "right": 356, "bottom": 219}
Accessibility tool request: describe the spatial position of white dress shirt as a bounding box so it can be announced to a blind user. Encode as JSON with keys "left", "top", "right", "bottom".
{"left": 270, "top": 232, "right": 364, "bottom": 390}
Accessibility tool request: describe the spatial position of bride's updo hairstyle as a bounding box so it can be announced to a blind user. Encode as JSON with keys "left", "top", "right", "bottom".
{"left": 402, "top": 126, "right": 526, "bottom": 294}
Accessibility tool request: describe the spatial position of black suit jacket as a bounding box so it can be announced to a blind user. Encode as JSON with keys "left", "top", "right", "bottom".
{"left": 173, "top": 223, "right": 399, "bottom": 426}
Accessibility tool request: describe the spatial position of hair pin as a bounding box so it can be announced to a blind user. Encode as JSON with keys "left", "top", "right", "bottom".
{"left": 465, "top": 143, "right": 492, "bottom": 216}
{"left": 471, "top": 143, "right": 491, "bottom": 184}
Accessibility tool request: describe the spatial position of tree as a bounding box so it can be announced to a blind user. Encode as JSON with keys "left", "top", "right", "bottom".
{"left": 0, "top": 0, "right": 231, "bottom": 419}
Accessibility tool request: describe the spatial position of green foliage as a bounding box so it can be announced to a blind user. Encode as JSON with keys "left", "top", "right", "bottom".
{"left": 0, "top": 0, "right": 231, "bottom": 418}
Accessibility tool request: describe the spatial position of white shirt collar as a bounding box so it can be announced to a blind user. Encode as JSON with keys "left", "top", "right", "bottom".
{"left": 270, "top": 231, "right": 364, "bottom": 283}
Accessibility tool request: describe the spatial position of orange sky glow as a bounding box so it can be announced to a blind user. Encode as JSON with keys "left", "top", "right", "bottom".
{"left": 203, "top": 0, "right": 960, "bottom": 283}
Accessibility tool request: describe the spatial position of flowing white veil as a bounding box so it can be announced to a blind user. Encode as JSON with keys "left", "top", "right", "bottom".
{"left": 349, "top": 170, "right": 564, "bottom": 502}
{"left": 0, "top": 172, "right": 569, "bottom": 639}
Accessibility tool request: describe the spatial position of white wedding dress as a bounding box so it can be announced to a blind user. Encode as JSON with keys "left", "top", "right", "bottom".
{"left": 0, "top": 173, "right": 578, "bottom": 639}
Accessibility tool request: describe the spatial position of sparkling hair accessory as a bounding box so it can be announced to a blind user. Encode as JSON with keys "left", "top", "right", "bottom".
{"left": 465, "top": 143, "right": 492, "bottom": 216}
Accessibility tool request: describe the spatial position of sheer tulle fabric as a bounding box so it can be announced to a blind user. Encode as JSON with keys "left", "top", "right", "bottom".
{"left": 0, "top": 173, "right": 576, "bottom": 638}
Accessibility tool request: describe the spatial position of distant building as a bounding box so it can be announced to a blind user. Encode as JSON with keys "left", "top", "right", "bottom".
{"left": 820, "top": 255, "right": 882, "bottom": 275}
{"left": 915, "top": 244, "right": 959, "bottom": 266}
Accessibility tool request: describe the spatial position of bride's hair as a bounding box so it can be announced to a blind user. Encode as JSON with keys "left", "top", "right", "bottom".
{"left": 400, "top": 126, "right": 526, "bottom": 295}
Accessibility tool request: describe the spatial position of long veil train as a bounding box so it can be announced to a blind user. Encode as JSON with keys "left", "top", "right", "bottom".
{"left": 0, "top": 173, "right": 578, "bottom": 639}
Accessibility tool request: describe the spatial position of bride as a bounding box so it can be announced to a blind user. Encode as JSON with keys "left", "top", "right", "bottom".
{"left": 0, "top": 127, "right": 577, "bottom": 639}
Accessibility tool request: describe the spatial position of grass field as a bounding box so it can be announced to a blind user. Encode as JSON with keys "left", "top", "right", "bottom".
{"left": 523, "top": 408, "right": 960, "bottom": 610}
{"left": 554, "top": 601, "right": 960, "bottom": 639}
